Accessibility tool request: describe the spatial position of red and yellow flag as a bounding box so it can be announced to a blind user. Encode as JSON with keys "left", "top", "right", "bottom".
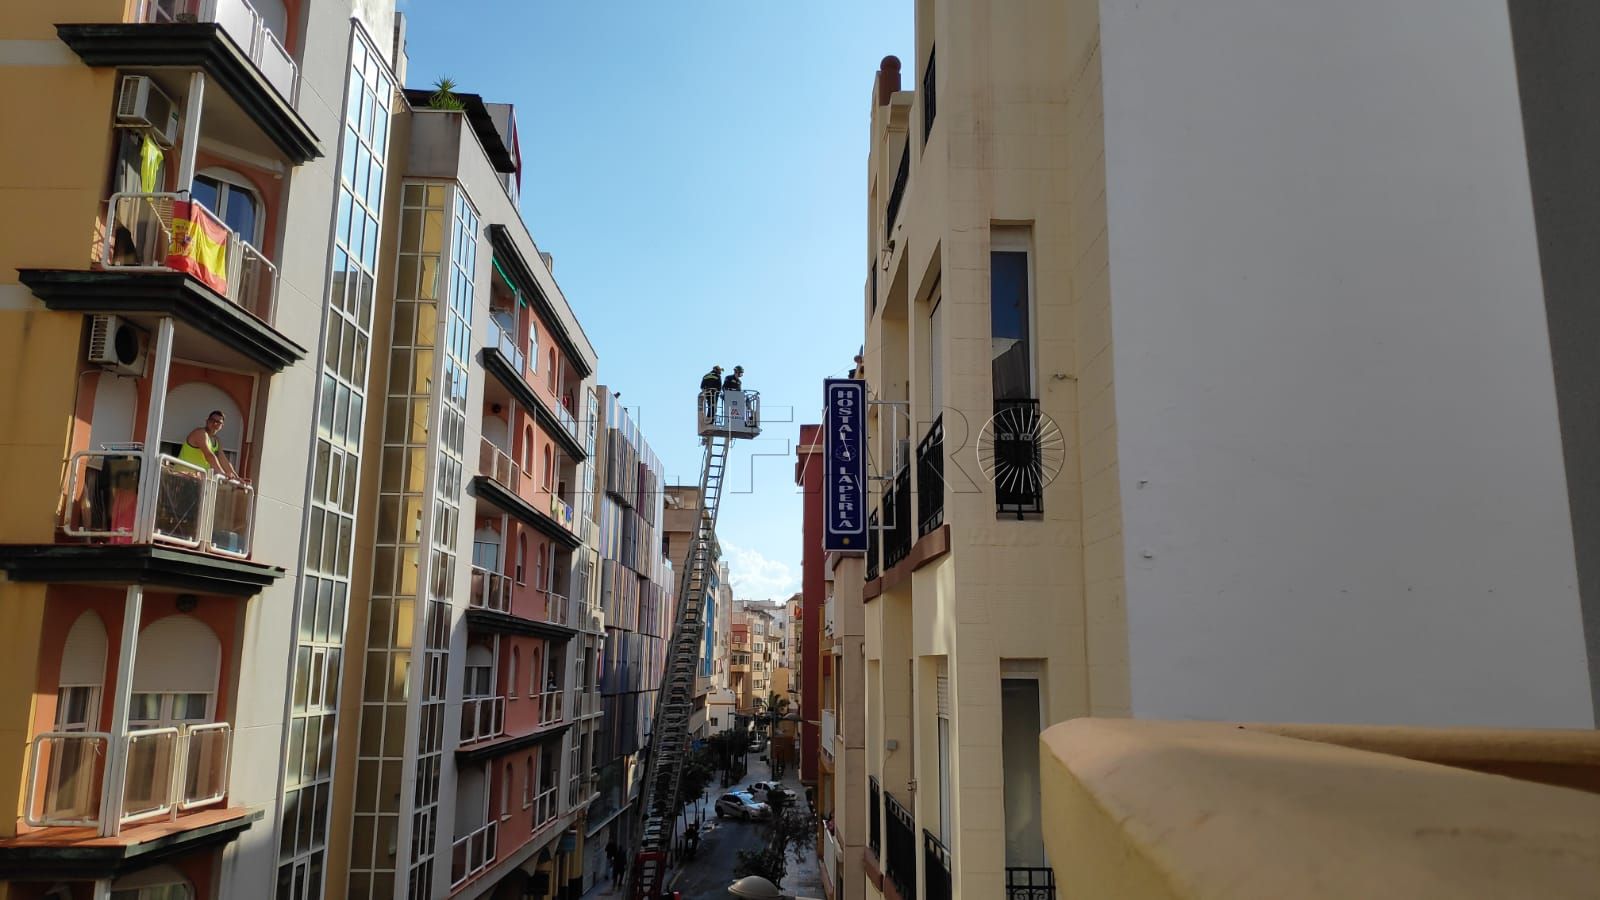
{"left": 167, "top": 200, "right": 230, "bottom": 295}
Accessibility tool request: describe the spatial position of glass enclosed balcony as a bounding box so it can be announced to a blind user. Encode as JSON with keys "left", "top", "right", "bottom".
{"left": 469, "top": 563, "right": 513, "bottom": 614}
{"left": 61, "top": 448, "right": 256, "bottom": 559}
{"left": 25, "top": 722, "right": 231, "bottom": 832}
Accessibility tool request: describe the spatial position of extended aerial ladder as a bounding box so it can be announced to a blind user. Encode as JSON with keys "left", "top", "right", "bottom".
{"left": 630, "top": 386, "right": 762, "bottom": 899}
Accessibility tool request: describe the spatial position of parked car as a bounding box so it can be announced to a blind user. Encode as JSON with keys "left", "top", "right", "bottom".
{"left": 715, "top": 791, "right": 771, "bottom": 820}
{"left": 745, "top": 780, "right": 797, "bottom": 804}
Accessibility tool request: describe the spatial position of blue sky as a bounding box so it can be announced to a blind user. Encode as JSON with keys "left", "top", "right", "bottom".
{"left": 402, "top": 2, "right": 912, "bottom": 599}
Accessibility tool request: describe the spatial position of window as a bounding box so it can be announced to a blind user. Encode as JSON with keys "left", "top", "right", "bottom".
{"left": 129, "top": 692, "right": 211, "bottom": 729}
{"left": 523, "top": 756, "right": 534, "bottom": 807}
{"left": 929, "top": 291, "right": 944, "bottom": 414}
{"left": 543, "top": 446, "right": 554, "bottom": 491}
{"left": 990, "top": 234, "right": 1033, "bottom": 401}
{"left": 516, "top": 533, "right": 527, "bottom": 584}
{"left": 508, "top": 647, "right": 520, "bottom": 701}
{"left": 192, "top": 170, "right": 261, "bottom": 245}
{"left": 464, "top": 658, "right": 493, "bottom": 698}
{"left": 1001, "top": 673, "right": 1046, "bottom": 869}
{"left": 522, "top": 425, "right": 535, "bottom": 474}
{"left": 547, "top": 349, "right": 557, "bottom": 392}
{"left": 535, "top": 542, "right": 546, "bottom": 590}
{"left": 922, "top": 45, "right": 937, "bottom": 142}
{"left": 501, "top": 763, "right": 512, "bottom": 819}
{"left": 56, "top": 686, "right": 99, "bottom": 731}
{"left": 527, "top": 321, "right": 539, "bottom": 373}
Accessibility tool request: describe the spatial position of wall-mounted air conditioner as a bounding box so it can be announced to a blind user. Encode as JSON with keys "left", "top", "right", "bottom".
{"left": 116, "top": 75, "right": 180, "bottom": 148}
{"left": 88, "top": 315, "right": 149, "bottom": 377}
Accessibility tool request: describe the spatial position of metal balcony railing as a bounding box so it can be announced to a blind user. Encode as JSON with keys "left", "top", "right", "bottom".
{"left": 868, "top": 776, "right": 882, "bottom": 857}
{"left": 460, "top": 696, "right": 505, "bottom": 745}
{"left": 449, "top": 819, "right": 497, "bottom": 889}
{"left": 993, "top": 399, "right": 1045, "bottom": 517}
{"left": 922, "top": 46, "right": 938, "bottom": 141}
{"left": 105, "top": 192, "right": 280, "bottom": 323}
{"left": 534, "top": 784, "right": 558, "bottom": 829}
{"left": 865, "top": 509, "right": 880, "bottom": 581}
{"left": 1006, "top": 867, "right": 1058, "bottom": 899}
{"left": 139, "top": 0, "right": 300, "bottom": 103}
{"left": 536, "top": 689, "right": 564, "bottom": 728}
{"left": 925, "top": 829, "right": 953, "bottom": 900}
{"left": 25, "top": 723, "right": 231, "bottom": 831}
{"left": 883, "top": 465, "right": 913, "bottom": 570}
{"left": 488, "top": 314, "right": 523, "bottom": 372}
{"left": 918, "top": 415, "right": 945, "bottom": 536}
{"left": 886, "top": 142, "right": 910, "bottom": 240}
{"left": 469, "top": 564, "right": 512, "bottom": 613}
{"left": 62, "top": 449, "right": 255, "bottom": 559}
{"left": 549, "top": 494, "right": 575, "bottom": 531}
{"left": 554, "top": 403, "right": 579, "bottom": 443}
{"left": 542, "top": 591, "right": 571, "bottom": 628}
{"left": 885, "top": 790, "right": 917, "bottom": 899}
{"left": 478, "top": 437, "right": 520, "bottom": 492}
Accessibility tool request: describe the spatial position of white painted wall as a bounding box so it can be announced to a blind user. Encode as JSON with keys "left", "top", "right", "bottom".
{"left": 1100, "top": 0, "right": 1595, "bottom": 727}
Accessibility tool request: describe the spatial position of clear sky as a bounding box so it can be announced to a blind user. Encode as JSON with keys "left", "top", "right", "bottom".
{"left": 402, "top": 2, "right": 912, "bottom": 600}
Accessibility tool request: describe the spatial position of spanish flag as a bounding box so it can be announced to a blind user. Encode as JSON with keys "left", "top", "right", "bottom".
{"left": 167, "top": 200, "right": 230, "bottom": 295}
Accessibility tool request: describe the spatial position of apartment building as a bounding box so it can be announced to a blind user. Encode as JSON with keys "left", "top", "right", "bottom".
{"left": 703, "top": 563, "right": 738, "bottom": 734}
{"left": 844, "top": 1, "right": 1600, "bottom": 899}
{"left": 662, "top": 485, "right": 724, "bottom": 742}
{"left": 578, "top": 388, "right": 673, "bottom": 895}
{"left": 0, "top": 2, "right": 401, "bottom": 898}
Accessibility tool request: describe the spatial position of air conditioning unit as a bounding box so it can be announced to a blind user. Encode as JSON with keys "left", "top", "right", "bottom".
{"left": 116, "top": 75, "right": 180, "bottom": 149}
{"left": 88, "top": 315, "right": 149, "bottom": 377}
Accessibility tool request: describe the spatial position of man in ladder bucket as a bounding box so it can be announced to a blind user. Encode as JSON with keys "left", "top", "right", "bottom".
{"left": 721, "top": 365, "right": 748, "bottom": 425}
{"left": 699, "top": 365, "right": 723, "bottom": 419}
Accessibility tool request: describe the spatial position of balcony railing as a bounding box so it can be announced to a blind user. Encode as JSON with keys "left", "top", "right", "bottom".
{"left": 554, "top": 402, "right": 579, "bottom": 443}
{"left": 925, "top": 829, "right": 953, "bottom": 900}
{"left": 536, "top": 689, "right": 564, "bottom": 728}
{"left": 25, "top": 723, "right": 231, "bottom": 831}
{"left": 575, "top": 598, "right": 603, "bottom": 634}
{"left": 542, "top": 591, "right": 571, "bottom": 628}
{"left": 883, "top": 465, "right": 913, "bottom": 570}
{"left": 550, "top": 494, "right": 575, "bottom": 532}
{"left": 993, "top": 399, "right": 1045, "bottom": 517}
{"left": 460, "top": 696, "right": 505, "bottom": 745}
{"left": 886, "top": 142, "right": 910, "bottom": 241}
{"left": 865, "top": 509, "right": 880, "bottom": 581}
{"left": 488, "top": 315, "right": 524, "bottom": 372}
{"left": 469, "top": 564, "right": 512, "bottom": 613}
{"left": 449, "top": 819, "right": 497, "bottom": 889}
{"left": 62, "top": 449, "right": 256, "bottom": 559}
{"left": 922, "top": 46, "right": 938, "bottom": 140}
{"left": 534, "top": 783, "right": 558, "bottom": 829}
{"left": 884, "top": 790, "right": 916, "bottom": 899}
{"left": 140, "top": 0, "right": 300, "bottom": 103}
{"left": 918, "top": 415, "right": 944, "bottom": 537}
{"left": 868, "top": 776, "right": 882, "bottom": 857}
{"left": 479, "top": 437, "right": 520, "bottom": 491}
{"left": 820, "top": 709, "right": 836, "bottom": 757}
{"left": 1006, "top": 867, "right": 1057, "bottom": 900}
{"left": 822, "top": 823, "right": 841, "bottom": 892}
{"left": 105, "top": 192, "right": 280, "bottom": 324}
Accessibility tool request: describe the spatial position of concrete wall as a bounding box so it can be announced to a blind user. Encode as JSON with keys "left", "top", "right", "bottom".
{"left": 1099, "top": 0, "right": 1594, "bottom": 727}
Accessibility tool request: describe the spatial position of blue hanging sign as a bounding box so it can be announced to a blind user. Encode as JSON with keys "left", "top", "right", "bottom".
{"left": 824, "top": 378, "right": 866, "bottom": 552}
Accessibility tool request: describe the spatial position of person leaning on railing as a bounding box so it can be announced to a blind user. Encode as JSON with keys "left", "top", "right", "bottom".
{"left": 181, "top": 410, "right": 250, "bottom": 551}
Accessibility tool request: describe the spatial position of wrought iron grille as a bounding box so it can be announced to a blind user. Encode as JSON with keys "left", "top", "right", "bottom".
{"left": 918, "top": 415, "right": 944, "bottom": 536}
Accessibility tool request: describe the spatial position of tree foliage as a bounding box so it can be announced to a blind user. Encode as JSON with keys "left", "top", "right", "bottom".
{"left": 428, "top": 77, "right": 465, "bottom": 111}
{"left": 733, "top": 797, "right": 815, "bottom": 889}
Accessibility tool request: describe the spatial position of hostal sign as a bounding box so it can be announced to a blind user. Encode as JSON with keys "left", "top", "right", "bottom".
{"left": 824, "top": 378, "right": 866, "bottom": 552}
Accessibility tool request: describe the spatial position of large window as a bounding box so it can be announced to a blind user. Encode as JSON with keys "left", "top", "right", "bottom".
{"left": 990, "top": 243, "right": 1033, "bottom": 401}
{"left": 1001, "top": 675, "right": 1046, "bottom": 870}
{"left": 192, "top": 170, "right": 261, "bottom": 245}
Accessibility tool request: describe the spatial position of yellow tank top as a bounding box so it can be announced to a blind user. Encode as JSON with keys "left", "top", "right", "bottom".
{"left": 179, "top": 432, "right": 219, "bottom": 470}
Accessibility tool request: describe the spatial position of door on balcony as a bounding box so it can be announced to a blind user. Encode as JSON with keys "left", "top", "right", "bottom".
{"left": 43, "top": 613, "right": 108, "bottom": 822}
{"left": 127, "top": 615, "right": 221, "bottom": 818}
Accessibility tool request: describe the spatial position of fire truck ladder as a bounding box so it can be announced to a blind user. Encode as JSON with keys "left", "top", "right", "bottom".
{"left": 632, "top": 391, "right": 759, "bottom": 899}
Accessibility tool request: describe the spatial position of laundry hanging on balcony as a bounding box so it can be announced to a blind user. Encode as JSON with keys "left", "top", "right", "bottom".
{"left": 139, "top": 133, "right": 164, "bottom": 193}
{"left": 166, "top": 199, "right": 230, "bottom": 294}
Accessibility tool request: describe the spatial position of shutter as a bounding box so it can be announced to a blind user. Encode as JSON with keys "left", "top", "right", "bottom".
{"left": 936, "top": 673, "right": 949, "bottom": 719}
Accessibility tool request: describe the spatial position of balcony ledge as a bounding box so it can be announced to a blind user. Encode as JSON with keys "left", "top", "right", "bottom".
{"left": 19, "top": 269, "right": 306, "bottom": 371}
{"left": 464, "top": 606, "right": 577, "bottom": 641}
{"left": 0, "top": 806, "right": 261, "bottom": 880}
{"left": 55, "top": 23, "right": 320, "bottom": 164}
{"left": 471, "top": 476, "right": 582, "bottom": 550}
{"left": 1040, "top": 719, "right": 1600, "bottom": 900}
{"left": 455, "top": 720, "right": 574, "bottom": 763}
{"left": 0, "top": 543, "right": 284, "bottom": 596}
{"left": 864, "top": 523, "right": 947, "bottom": 601}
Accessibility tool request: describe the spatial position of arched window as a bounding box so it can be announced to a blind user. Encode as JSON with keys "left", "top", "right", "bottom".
{"left": 522, "top": 424, "right": 534, "bottom": 474}
{"left": 547, "top": 350, "right": 556, "bottom": 392}
{"left": 523, "top": 756, "right": 534, "bottom": 807}
{"left": 464, "top": 645, "right": 494, "bottom": 698}
{"left": 542, "top": 445, "right": 553, "bottom": 491}
{"left": 501, "top": 762, "right": 513, "bottom": 818}
{"left": 527, "top": 322, "right": 539, "bottom": 374}
{"left": 161, "top": 382, "right": 244, "bottom": 466}
{"left": 57, "top": 612, "right": 108, "bottom": 731}
{"left": 516, "top": 532, "right": 527, "bottom": 584}
{"left": 534, "top": 542, "right": 546, "bottom": 591}
{"left": 131, "top": 615, "right": 220, "bottom": 728}
{"left": 192, "top": 168, "right": 262, "bottom": 246}
{"left": 508, "top": 647, "right": 519, "bottom": 701}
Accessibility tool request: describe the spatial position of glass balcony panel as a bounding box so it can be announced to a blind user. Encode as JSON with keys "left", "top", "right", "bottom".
{"left": 209, "top": 477, "right": 254, "bottom": 557}
{"left": 537, "top": 690, "right": 563, "bottom": 728}
{"left": 154, "top": 454, "right": 210, "bottom": 547}
{"left": 181, "top": 722, "right": 231, "bottom": 810}
{"left": 121, "top": 727, "right": 180, "bottom": 824}
{"left": 26, "top": 732, "right": 109, "bottom": 827}
{"left": 460, "top": 696, "right": 505, "bottom": 745}
{"left": 104, "top": 193, "right": 282, "bottom": 325}
{"left": 469, "top": 564, "right": 511, "bottom": 613}
{"left": 479, "top": 437, "right": 519, "bottom": 492}
{"left": 488, "top": 315, "right": 524, "bottom": 372}
{"left": 450, "top": 820, "right": 498, "bottom": 888}
{"left": 137, "top": 0, "right": 300, "bottom": 103}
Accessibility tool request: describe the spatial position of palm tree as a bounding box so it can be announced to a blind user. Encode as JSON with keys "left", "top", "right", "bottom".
{"left": 428, "top": 77, "right": 465, "bottom": 111}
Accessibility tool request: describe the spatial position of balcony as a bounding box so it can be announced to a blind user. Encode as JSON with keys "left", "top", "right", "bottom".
{"left": 536, "top": 689, "right": 564, "bottom": 728}
{"left": 820, "top": 710, "right": 836, "bottom": 759}
{"left": 473, "top": 440, "right": 581, "bottom": 554}
{"left": 449, "top": 819, "right": 497, "bottom": 890}
{"left": 884, "top": 790, "right": 916, "bottom": 900}
{"left": 1006, "top": 867, "right": 1057, "bottom": 900}
{"left": 24, "top": 723, "right": 231, "bottom": 831}
{"left": 469, "top": 564, "right": 513, "bottom": 614}
{"left": 479, "top": 438, "right": 521, "bottom": 493}
{"left": 882, "top": 465, "right": 912, "bottom": 571}
{"left": 822, "top": 823, "right": 842, "bottom": 896}
{"left": 488, "top": 315, "right": 524, "bottom": 372}
{"left": 885, "top": 141, "right": 909, "bottom": 241}
{"left": 533, "top": 783, "right": 559, "bottom": 830}
{"left": 62, "top": 449, "right": 254, "bottom": 559}
{"left": 1040, "top": 719, "right": 1600, "bottom": 900}
{"left": 575, "top": 598, "right": 604, "bottom": 634}
{"left": 918, "top": 415, "right": 944, "bottom": 537}
{"left": 542, "top": 592, "right": 572, "bottom": 629}
{"left": 865, "top": 510, "right": 880, "bottom": 581}
{"left": 924, "top": 829, "right": 952, "bottom": 900}
{"left": 460, "top": 696, "right": 505, "bottom": 746}
{"left": 550, "top": 494, "right": 575, "bottom": 533}
{"left": 138, "top": 0, "right": 299, "bottom": 103}
{"left": 991, "top": 399, "right": 1046, "bottom": 517}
